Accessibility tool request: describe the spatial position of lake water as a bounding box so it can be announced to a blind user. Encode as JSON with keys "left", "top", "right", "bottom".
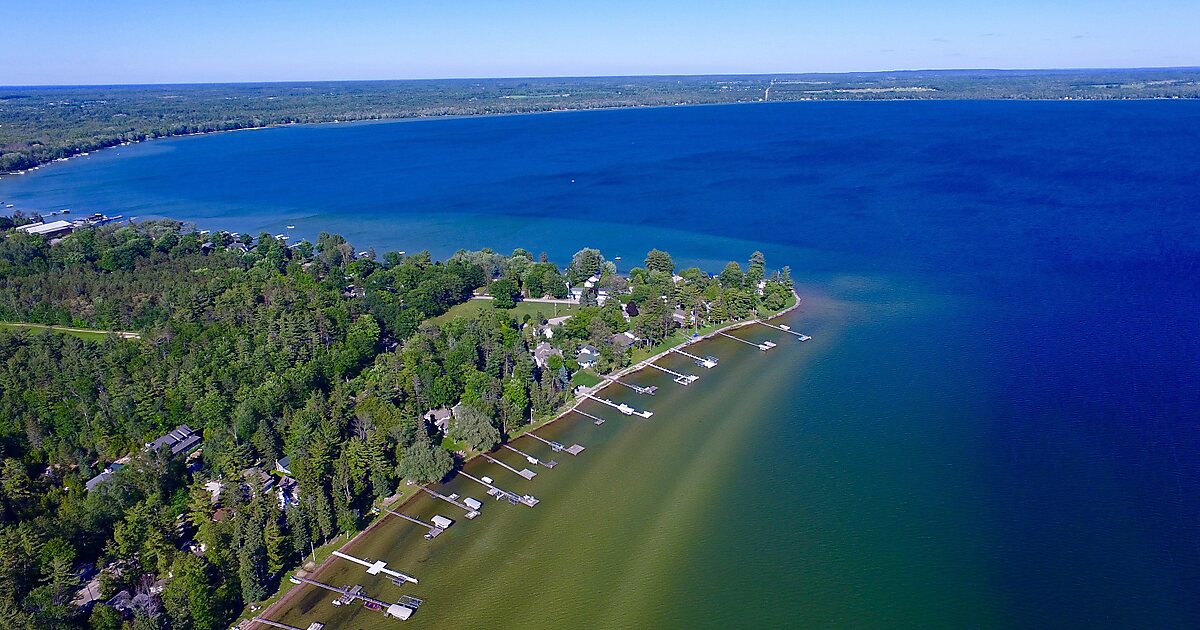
{"left": 3, "top": 101, "right": 1199, "bottom": 628}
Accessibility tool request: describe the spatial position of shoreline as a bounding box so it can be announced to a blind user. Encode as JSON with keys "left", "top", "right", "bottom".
{"left": 253, "top": 288, "right": 803, "bottom": 625}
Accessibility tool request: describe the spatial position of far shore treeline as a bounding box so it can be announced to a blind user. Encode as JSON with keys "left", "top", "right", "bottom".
{"left": 3, "top": 68, "right": 1200, "bottom": 173}
{"left": 0, "top": 219, "right": 794, "bottom": 629}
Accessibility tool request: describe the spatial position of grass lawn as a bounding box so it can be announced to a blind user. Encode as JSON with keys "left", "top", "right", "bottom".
{"left": 0, "top": 321, "right": 138, "bottom": 342}
{"left": 428, "top": 299, "right": 581, "bottom": 326}
{"left": 570, "top": 369, "right": 602, "bottom": 388}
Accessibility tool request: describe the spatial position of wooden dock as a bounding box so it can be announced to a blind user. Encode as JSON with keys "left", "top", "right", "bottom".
{"left": 420, "top": 487, "right": 480, "bottom": 519}
{"left": 645, "top": 361, "right": 699, "bottom": 385}
{"left": 503, "top": 443, "right": 556, "bottom": 468}
{"left": 382, "top": 507, "right": 444, "bottom": 539}
{"left": 290, "top": 576, "right": 421, "bottom": 620}
{"left": 671, "top": 347, "right": 719, "bottom": 368}
{"left": 571, "top": 407, "right": 606, "bottom": 426}
{"left": 458, "top": 471, "right": 539, "bottom": 507}
{"left": 756, "top": 319, "right": 811, "bottom": 341}
{"left": 525, "top": 431, "right": 584, "bottom": 455}
{"left": 482, "top": 453, "right": 537, "bottom": 480}
{"left": 583, "top": 393, "right": 653, "bottom": 418}
{"left": 719, "top": 331, "right": 776, "bottom": 351}
{"left": 603, "top": 375, "right": 657, "bottom": 395}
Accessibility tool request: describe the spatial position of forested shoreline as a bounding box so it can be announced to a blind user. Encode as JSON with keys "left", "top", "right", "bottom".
{"left": 0, "top": 221, "right": 794, "bottom": 629}
{"left": 4, "top": 68, "right": 1200, "bottom": 173}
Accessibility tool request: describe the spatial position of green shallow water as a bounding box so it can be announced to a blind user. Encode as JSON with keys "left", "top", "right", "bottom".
{"left": 273, "top": 281, "right": 999, "bottom": 629}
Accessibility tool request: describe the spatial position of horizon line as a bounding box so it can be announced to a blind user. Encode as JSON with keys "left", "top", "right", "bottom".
{"left": 3, "top": 65, "right": 1198, "bottom": 90}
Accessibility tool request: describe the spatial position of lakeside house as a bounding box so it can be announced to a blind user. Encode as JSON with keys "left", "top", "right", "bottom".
{"left": 86, "top": 424, "right": 203, "bottom": 493}
{"left": 145, "top": 424, "right": 203, "bottom": 457}
{"left": 577, "top": 344, "right": 601, "bottom": 369}
{"left": 85, "top": 462, "right": 125, "bottom": 493}
{"left": 533, "top": 341, "right": 563, "bottom": 368}
{"left": 424, "top": 407, "right": 454, "bottom": 435}
{"left": 609, "top": 331, "right": 640, "bottom": 352}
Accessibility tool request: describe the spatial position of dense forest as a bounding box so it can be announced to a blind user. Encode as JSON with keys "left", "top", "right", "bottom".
{"left": 0, "top": 221, "right": 793, "bottom": 629}
{"left": 4, "top": 68, "right": 1200, "bottom": 172}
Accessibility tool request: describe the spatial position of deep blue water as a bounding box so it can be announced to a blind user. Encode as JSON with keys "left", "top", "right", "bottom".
{"left": 3, "top": 101, "right": 1199, "bottom": 626}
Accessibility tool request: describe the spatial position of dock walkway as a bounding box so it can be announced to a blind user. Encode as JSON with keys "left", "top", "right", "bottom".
{"left": 458, "top": 471, "right": 540, "bottom": 507}
{"left": 645, "top": 361, "right": 699, "bottom": 385}
{"left": 482, "top": 453, "right": 537, "bottom": 480}
{"left": 525, "top": 432, "right": 584, "bottom": 455}
{"left": 719, "top": 331, "right": 776, "bottom": 351}
{"left": 583, "top": 393, "right": 653, "bottom": 418}
{"left": 756, "top": 319, "right": 811, "bottom": 341}
{"left": 420, "top": 487, "right": 480, "bottom": 519}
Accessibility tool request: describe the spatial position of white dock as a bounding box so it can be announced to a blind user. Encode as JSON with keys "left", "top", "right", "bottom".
{"left": 719, "top": 331, "right": 776, "bottom": 351}
{"left": 646, "top": 361, "right": 699, "bottom": 385}
{"left": 331, "top": 550, "right": 418, "bottom": 584}
{"left": 503, "top": 443, "right": 556, "bottom": 468}
{"left": 603, "top": 375, "right": 657, "bottom": 395}
{"left": 756, "top": 320, "right": 812, "bottom": 341}
{"left": 526, "top": 432, "right": 584, "bottom": 455}
{"left": 420, "top": 487, "right": 480, "bottom": 519}
{"left": 583, "top": 393, "right": 653, "bottom": 418}
{"left": 458, "top": 471, "right": 539, "bottom": 506}
{"left": 672, "top": 347, "right": 719, "bottom": 368}
{"left": 571, "top": 408, "right": 606, "bottom": 426}
{"left": 482, "top": 454, "right": 537, "bottom": 480}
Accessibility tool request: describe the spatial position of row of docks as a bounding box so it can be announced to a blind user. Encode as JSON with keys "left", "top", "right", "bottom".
{"left": 271, "top": 316, "right": 808, "bottom": 626}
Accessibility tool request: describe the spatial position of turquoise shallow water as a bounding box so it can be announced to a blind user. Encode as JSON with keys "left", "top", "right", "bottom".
{"left": 3, "top": 101, "right": 1200, "bottom": 627}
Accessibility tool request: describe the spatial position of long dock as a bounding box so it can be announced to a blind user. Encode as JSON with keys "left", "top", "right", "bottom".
{"left": 331, "top": 550, "right": 418, "bottom": 584}
{"left": 571, "top": 408, "right": 606, "bottom": 426}
{"left": 458, "top": 471, "right": 539, "bottom": 506}
{"left": 583, "top": 393, "right": 653, "bottom": 418}
{"left": 756, "top": 319, "right": 811, "bottom": 341}
{"left": 719, "top": 331, "right": 776, "bottom": 351}
{"left": 420, "top": 487, "right": 480, "bottom": 519}
{"left": 645, "top": 361, "right": 699, "bottom": 385}
{"left": 482, "top": 453, "right": 537, "bottom": 480}
{"left": 603, "top": 375, "right": 657, "bottom": 395}
{"left": 251, "top": 618, "right": 324, "bottom": 630}
{"left": 291, "top": 576, "right": 421, "bottom": 620}
{"left": 672, "top": 347, "right": 719, "bottom": 368}
{"left": 383, "top": 508, "right": 445, "bottom": 539}
{"left": 503, "top": 443, "right": 556, "bottom": 468}
{"left": 525, "top": 432, "right": 585, "bottom": 455}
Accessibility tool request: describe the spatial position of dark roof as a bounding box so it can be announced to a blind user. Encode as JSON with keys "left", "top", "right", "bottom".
{"left": 146, "top": 425, "right": 202, "bottom": 456}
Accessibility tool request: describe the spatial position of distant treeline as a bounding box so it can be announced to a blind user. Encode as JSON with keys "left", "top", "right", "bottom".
{"left": 3, "top": 68, "right": 1200, "bottom": 172}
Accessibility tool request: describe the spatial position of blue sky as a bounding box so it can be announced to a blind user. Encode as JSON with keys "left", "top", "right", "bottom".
{"left": 2, "top": 0, "right": 1196, "bottom": 85}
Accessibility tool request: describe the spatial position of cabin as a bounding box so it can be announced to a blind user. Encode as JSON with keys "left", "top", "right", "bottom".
{"left": 532, "top": 341, "right": 562, "bottom": 368}
{"left": 423, "top": 408, "right": 454, "bottom": 435}
{"left": 84, "top": 462, "right": 125, "bottom": 493}
{"left": 145, "top": 424, "right": 203, "bottom": 457}
{"left": 609, "top": 331, "right": 639, "bottom": 352}
{"left": 577, "top": 344, "right": 601, "bottom": 369}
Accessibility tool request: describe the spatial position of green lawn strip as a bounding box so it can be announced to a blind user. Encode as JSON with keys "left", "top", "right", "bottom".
{"left": 0, "top": 321, "right": 138, "bottom": 342}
